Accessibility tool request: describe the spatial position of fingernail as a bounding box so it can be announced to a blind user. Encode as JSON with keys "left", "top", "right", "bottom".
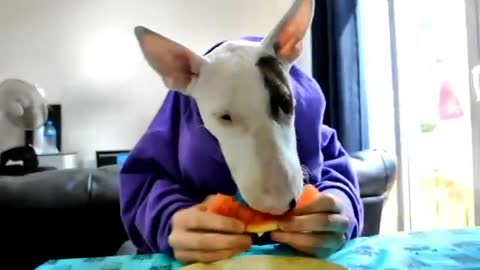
{"left": 271, "top": 233, "right": 278, "bottom": 241}
{"left": 271, "top": 232, "right": 282, "bottom": 242}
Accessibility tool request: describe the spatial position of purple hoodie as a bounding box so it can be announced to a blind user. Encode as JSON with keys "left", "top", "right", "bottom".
{"left": 119, "top": 37, "right": 364, "bottom": 256}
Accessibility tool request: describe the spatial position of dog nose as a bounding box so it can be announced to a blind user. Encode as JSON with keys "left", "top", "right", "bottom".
{"left": 288, "top": 198, "right": 297, "bottom": 211}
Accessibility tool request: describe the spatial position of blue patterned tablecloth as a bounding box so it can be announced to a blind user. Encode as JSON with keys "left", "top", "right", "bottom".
{"left": 36, "top": 228, "right": 480, "bottom": 270}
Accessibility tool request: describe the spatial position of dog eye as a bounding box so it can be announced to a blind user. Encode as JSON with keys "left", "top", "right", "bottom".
{"left": 220, "top": 114, "right": 232, "bottom": 122}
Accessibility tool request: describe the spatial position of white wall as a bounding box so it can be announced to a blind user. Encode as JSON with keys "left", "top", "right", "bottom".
{"left": 0, "top": 0, "right": 312, "bottom": 168}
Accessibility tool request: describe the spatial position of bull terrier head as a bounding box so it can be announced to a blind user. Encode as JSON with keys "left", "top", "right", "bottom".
{"left": 135, "top": 0, "right": 315, "bottom": 215}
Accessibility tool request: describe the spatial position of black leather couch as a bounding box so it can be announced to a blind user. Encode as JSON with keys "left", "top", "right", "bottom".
{"left": 0, "top": 149, "right": 396, "bottom": 270}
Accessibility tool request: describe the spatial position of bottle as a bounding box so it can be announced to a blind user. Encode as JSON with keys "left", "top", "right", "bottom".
{"left": 43, "top": 121, "right": 59, "bottom": 154}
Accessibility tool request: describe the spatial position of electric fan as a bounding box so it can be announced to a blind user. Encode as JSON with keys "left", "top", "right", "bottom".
{"left": 0, "top": 78, "right": 48, "bottom": 130}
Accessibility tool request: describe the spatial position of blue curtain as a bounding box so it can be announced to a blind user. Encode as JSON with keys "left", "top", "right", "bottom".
{"left": 311, "top": 0, "right": 369, "bottom": 153}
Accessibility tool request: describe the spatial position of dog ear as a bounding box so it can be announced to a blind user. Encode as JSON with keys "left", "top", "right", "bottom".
{"left": 134, "top": 26, "right": 208, "bottom": 92}
{"left": 261, "top": 0, "right": 314, "bottom": 65}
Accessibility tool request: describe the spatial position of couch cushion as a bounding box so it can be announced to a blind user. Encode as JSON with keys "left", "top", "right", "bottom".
{"left": 90, "top": 165, "right": 121, "bottom": 203}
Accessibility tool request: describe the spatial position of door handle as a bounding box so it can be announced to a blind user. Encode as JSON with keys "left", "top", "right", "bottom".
{"left": 473, "top": 65, "right": 480, "bottom": 102}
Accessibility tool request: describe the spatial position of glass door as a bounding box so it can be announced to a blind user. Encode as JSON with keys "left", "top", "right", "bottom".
{"left": 393, "top": 0, "right": 480, "bottom": 231}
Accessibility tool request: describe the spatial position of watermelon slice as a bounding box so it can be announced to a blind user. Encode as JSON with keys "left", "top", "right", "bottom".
{"left": 206, "top": 184, "right": 321, "bottom": 233}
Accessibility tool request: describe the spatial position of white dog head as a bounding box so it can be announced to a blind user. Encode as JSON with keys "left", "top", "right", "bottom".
{"left": 135, "top": 0, "right": 315, "bottom": 215}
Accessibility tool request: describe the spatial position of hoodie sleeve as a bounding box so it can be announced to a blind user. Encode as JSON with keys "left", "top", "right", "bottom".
{"left": 299, "top": 123, "right": 364, "bottom": 240}
{"left": 314, "top": 125, "right": 364, "bottom": 239}
{"left": 119, "top": 92, "right": 201, "bottom": 255}
{"left": 295, "top": 81, "right": 364, "bottom": 240}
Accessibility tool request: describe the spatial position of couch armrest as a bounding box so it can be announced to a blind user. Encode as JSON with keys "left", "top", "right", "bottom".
{"left": 350, "top": 149, "right": 396, "bottom": 198}
{"left": 349, "top": 149, "right": 397, "bottom": 236}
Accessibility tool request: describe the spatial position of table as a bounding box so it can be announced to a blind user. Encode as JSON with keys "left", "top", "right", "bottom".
{"left": 37, "top": 152, "right": 78, "bottom": 170}
{"left": 35, "top": 228, "right": 480, "bottom": 270}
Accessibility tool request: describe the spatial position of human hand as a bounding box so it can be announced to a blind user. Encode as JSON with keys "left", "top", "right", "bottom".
{"left": 168, "top": 198, "right": 253, "bottom": 263}
{"left": 271, "top": 193, "right": 350, "bottom": 258}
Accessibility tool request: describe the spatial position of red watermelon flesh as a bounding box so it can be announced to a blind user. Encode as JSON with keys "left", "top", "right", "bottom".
{"left": 206, "top": 184, "right": 321, "bottom": 233}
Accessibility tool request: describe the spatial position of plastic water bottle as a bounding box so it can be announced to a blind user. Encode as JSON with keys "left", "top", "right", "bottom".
{"left": 43, "top": 121, "right": 59, "bottom": 154}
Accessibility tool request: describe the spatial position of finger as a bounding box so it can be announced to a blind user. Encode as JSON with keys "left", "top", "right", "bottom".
{"left": 197, "top": 195, "right": 219, "bottom": 210}
{"left": 172, "top": 208, "right": 245, "bottom": 233}
{"left": 174, "top": 248, "right": 247, "bottom": 264}
{"left": 271, "top": 231, "right": 346, "bottom": 250}
{"left": 295, "top": 194, "right": 342, "bottom": 215}
{"left": 280, "top": 213, "right": 350, "bottom": 233}
{"left": 169, "top": 231, "right": 252, "bottom": 251}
